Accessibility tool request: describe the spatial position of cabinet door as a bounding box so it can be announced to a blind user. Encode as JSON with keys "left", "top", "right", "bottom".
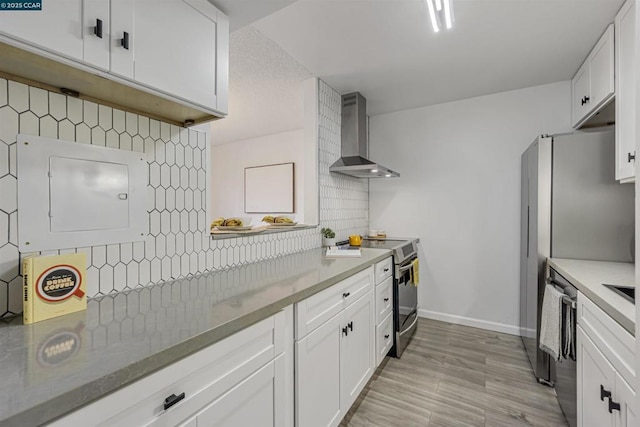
{"left": 341, "top": 291, "right": 374, "bottom": 411}
{"left": 110, "top": 0, "right": 134, "bottom": 78}
{"left": 0, "top": 0, "right": 83, "bottom": 61}
{"left": 572, "top": 61, "right": 590, "bottom": 127}
{"left": 589, "top": 24, "right": 615, "bottom": 112}
{"left": 615, "top": 0, "right": 636, "bottom": 182}
{"left": 126, "top": 0, "right": 223, "bottom": 111}
{"left": 296, "top": 312, "right": 343, "bottom": 427}
{"left": 194, "top": 356, "right": 284, "bottom": 427}
{"left": 615, "top": 373, "right": 637, "bottom": 427}
{"left": 83, "top": 0, "right": 110, "bottom": 70}
{"left": 577, "top": 326, "right": 615, "bottom": 427}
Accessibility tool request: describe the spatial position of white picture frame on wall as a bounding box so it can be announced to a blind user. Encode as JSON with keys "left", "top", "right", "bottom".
{"left": 244, "top": 162, "right": 295, "bottom": 213}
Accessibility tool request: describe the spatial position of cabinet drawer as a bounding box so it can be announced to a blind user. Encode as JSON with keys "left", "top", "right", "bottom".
{"left": 296, "top": 266, "right": 373, "bottom": 339}
{"left": 50, "top": 310, "right": 286, "bottom": 427}
{"left": 375, "top": 257, "right": 393, "bottom": 284}
{"left": 375, "top": 277, "right": 393, "bottom": 324}
{"left": 577, "top": 292, "right": 635, "bottom": 386}
{"left": 376, "top": 312, "right": 393, "bottom": 367}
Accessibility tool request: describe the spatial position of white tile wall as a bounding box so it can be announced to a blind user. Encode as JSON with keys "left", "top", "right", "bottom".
{"left": 317, "top": 81, "right": 369, "bottom": 241}
{"left": 0, "top": 78, "right": 367, "bottom": 317}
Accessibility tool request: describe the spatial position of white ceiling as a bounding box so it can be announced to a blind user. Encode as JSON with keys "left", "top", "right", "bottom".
{"left": 252, "top": 0, "right": 626, "bottom": 116}
{"left": 209, "top": 0, "right": 297, "bottom": 32}
{"left": 210, "top": 27, "right": 312, "bottom": 145}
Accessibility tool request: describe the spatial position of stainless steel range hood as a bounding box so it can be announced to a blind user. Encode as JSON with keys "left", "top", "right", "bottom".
{"left": 329, "top": 92, "right": 400, "bottom": 178}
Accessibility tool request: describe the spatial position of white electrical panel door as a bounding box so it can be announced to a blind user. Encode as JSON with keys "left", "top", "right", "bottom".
{"left": 49, "top": 157, "right": 130, "bottom": 232}
{"left": 17, "top": 135, "right": 147, "bottom": 252}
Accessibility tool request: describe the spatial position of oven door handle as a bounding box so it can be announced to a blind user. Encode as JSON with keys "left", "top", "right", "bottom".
{"left": 399, "top": 311, "right": 419, "bottom": 337}
{"left": 398, "top": 262, "right": 416, "bottom": 273}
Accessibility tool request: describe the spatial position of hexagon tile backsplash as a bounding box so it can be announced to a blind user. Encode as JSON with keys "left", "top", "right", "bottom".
{"left": 0, "top": 78, "right": 367, "bottom": 318}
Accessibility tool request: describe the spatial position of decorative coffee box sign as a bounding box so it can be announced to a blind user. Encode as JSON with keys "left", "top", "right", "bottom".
{"left": 23, "top": 253, "right": 87, "bottom": 324}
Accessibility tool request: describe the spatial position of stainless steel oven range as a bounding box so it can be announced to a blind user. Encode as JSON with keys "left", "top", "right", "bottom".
{"left": 361, "top": 237, "right": 419, "bottom": 358}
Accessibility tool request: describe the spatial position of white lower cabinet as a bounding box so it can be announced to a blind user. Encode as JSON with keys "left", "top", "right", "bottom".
{"left": 182, "top": 355, "right": 286, "bottom": 427}
{"left": 376, "top": 312, "right": 394, "bottom": 366}
{"left": 373, "top": 258, "right": 394, "bottom": 367}
{"left": 49, "top": 307, "right": 292, "bottom": 427}
{"left": 577, "top": 291, "right": 636, "bottom": 427}
{"left": 295, "top": 311, "right": 343, "bottom": 427}
{"left": 295, "top": 266, "right": 375, "bottom": 427}
{"left": 577, "top": 325, "right": 616, "bottom": 427}
{"left": 341, "top": 292, "right": 375, "bottom": 407}
{"left": 615, "top": 371, "right": 638, "bottom": 427}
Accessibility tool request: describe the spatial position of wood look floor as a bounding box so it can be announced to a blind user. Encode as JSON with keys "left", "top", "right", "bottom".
{"left": 340, "top": 318, "right": 568, "bottom": 427}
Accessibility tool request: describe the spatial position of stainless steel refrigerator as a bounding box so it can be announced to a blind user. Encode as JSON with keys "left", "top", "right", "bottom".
{"left": 519, "top": 128, "right": 634, "bottom": 383}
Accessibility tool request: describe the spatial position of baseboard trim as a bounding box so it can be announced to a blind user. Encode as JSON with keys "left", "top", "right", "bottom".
{"left": 417, "top": 309, "right": 520, "bottom": 336}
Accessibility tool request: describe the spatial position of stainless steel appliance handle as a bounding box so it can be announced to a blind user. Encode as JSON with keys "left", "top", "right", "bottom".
{"left": 546, "top": 278, "right": 577, "bottom": 309}
{"left": 399, "top": 313, "right": 419, "bottom": 337}
{"left": 562, "top": 295, "right": 576, "bottom": 309}
{"left": 398, "top": 261, "right": 416, "bottom": 273}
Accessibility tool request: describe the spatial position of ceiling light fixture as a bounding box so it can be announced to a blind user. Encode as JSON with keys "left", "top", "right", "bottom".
{"left": 425, "top": 0, "right": 454, "bottom": 32}
{"left": 443, "top": 0, "right": 453, "bottom": 29}
{"left": 425, "top": 0, "right": 439, "bottom": 32}
{"left": 371, "top": 169, "right": 379, "bottom": 173}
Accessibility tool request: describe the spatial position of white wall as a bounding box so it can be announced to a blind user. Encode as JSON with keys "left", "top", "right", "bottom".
{"left": 369, "top": 81, "right": 572, "bottom": 335}
{"left": 211, "top": 129, "right": 305, "bottom": 224}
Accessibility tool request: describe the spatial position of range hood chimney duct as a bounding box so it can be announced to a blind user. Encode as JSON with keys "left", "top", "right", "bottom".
{"left": 329, "top": 92, "right": 400, "bottom": 178}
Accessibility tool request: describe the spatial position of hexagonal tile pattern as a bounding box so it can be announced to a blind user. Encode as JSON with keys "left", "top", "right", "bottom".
{"left": 83, "top": 101, "right": 98, "bottom": 127}
{"left": 0, "top": 211, "right": 8, "bottom": 246}
{"left": 59, "top": 119, "right": 75, "bottom": 141}
{"left": 40, "top": 115, "right": 58, "bottom": 138}
{"left": 0, "top": 79, "right": 346, "bottom": 318}
{"left": 0, "top": 78, "right": 7, "bottom": 107}
{"left": 0, "top": 142, "right": 8, "bottom": 178}
{"left": 67, "top": 97, "right": 83, "bottom": 124}
{"left": 49, "top": 92, "right": 67, "bottom": 120}
{"left": 19, "top": 111, "right": 39, "bottom": 136}
{"left": 0, "top": 107, "right": 18, "bottom": 144}
{"left": 0, "top": 175, "right": 17, "bottom": 213}
{"left": 8, "top": 81, "right": 29, "bottom": 113}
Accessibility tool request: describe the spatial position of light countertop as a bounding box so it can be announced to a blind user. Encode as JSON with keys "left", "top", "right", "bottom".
{"left": 548, "top": 258, "right": 635, "bottom": 335}
{"left": 0, "top": 247, "right": 391, "bottom": 427}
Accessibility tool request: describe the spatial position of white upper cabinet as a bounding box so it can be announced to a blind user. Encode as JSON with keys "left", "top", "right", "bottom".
{"left": 572, "top": 25, "right": 615, "bottom": 128}
{"left": 110, "top": 0, "right": 228, "bottom": 112}
{"left": 83, "top": 0, "right": 111, "bottom": 70}
{"left": 0, "top": 0, "right": 84, "bottom": 61}
{"left": 572, "top": 62, "right": 591, "bottom": 126}
{"left": 615, "top": 0, "right": 636, "bottom": 182}
{"left": 0, "top": 0, "right": 228, "bottom": 121}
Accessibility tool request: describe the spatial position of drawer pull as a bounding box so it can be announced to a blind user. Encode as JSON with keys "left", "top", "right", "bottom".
{"left": 342, "top": 326, "right": 349, "bottom": 336}
{"left": 628, "top": 152, "right": 636, "bottom": 163}
{"left": 600, "top": 385, "right": 612, "bottom": 401}
{"left": 342, "top": 292, "right": 350, "bottom": 298}
{"left": 383, "top": 297, "right": 389, "bottom": 302}
{"left": 384, "top": 334, "right": 390, "bottom": 339}
{"left": 608, "top": 398, "right": 621, "bottom": 413}
{"left": 348, "top": 321, "right": 353, "bottom": 331}
{"left": 164, "top": 392, "right": 185, "bottom": 410}
{"left": 383, "top": 268, "right": 389, "bottom": 272}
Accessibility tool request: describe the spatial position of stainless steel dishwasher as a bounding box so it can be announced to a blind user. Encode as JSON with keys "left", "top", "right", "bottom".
{"left": 548, "top": 267, "right": 578, "bottom": 427}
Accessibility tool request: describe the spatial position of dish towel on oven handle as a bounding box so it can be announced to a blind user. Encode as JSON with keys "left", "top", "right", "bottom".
{"left": 539, "top": 284, "right": 563, "bottom": 362}
{"left": 410, "top": 258, "right": 419, "bottom": 286}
